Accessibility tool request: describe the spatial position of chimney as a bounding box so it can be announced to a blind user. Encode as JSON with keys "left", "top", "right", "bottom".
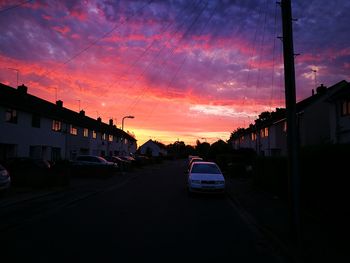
{"left": 17, "top": 84, "right": 28, "bottom": 94}
{"left": 56, "top": 100, "right": 63, "bottom": 108}
{"left": 79, "top": 110, "right": 85, "bottom": 116}
{"left": 316, "top": 84, "right": 327, "bottom": 94}
{"left": 97, "top": 117, "right": 102, "bottom": 122}
{"left": 109, "top": 119, "right": 113, "bottom": 126}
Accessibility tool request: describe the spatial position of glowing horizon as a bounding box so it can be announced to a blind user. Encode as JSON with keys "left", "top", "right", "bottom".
{"left": 1, "top": 1, "right": 349, "bottom": 147}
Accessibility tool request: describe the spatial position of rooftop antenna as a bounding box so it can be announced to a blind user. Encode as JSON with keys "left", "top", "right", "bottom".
{"left": 311, "top": 69, "right": 317, "bottom": 88}
{"left": 77, "top": 100, "right": 81, "bottom": 111}
{"left": 8, "top": 68, "right": 19, "bottom": 87}
{"left": 54, "top": 87, "right": 58, "bottom": 101}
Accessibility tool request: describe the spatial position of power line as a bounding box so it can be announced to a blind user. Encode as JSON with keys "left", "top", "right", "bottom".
{"left": 255, "top": 0, "right": 270, "bottom": 99}
{"left": 103, "top": 0, "right": 200, "bottom": 107}
{"left": 136, "top": 0, "right": 222, "bottom": 126}
{"left": 0, "top": 0, "right": 32, "bottom": 14}
{"left": 118, "top": 0, "right": 206, "bottom": 114}
{"left": 126, "top": 0, "right": 210, "bottom": 115}
{"left": 269, "top": 2, "right": 280, "bottom": 110}
{"left": 35, "top": 0, "right": 154, "bottom": 85}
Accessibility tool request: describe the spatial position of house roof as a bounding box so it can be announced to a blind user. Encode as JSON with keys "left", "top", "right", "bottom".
{"left": 326, "top": 80, "right": 350, "bottom": 101}
{"left": 297, "top": 80, "right": 349, "bottom": 110}
{"left": 230, "top": 80, "right": 349, "bottom": 139}
{"left": 140, "top": 139, "right": 167, "bottom": 149}
{"left": 0, "top": 83, "right": 136, "bottom": 142}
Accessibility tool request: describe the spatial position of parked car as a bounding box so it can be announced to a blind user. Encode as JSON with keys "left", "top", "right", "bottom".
{"left": 187, "top": 156, "right": 203, "bottom": 172}
{"left": 132, "top": 154, "right": 151, "bottom": 166}
{"left": 187, "top": 161, "right": 226, "bottom": 195}
{"left": 118, "top": 156, "right": 137, "bottom": 167}
{"left": 71, "top": 155, "right": 118, "bottom": 177}
{"left": 104, "top": 156, "right": 131, "bottom": 172}
{"left": 0, "top": 163, "right": 11, "bottom": 192}
{"left": 5, "top": 157, "right": 52, "bottom": 187}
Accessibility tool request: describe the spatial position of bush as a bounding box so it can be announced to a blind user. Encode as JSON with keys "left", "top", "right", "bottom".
{"left": 253, "top": 156, "right": 288, "bottom": 199}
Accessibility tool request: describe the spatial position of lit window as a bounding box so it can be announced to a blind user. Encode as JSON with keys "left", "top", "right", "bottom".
{"left": 240, "top": 136, "right": 244, "bottom": 143}
{"left": 260, "top": 127, "right": 269, "bottom": 138}
{"left": 265, "top": 127, "right": 269, "bottom": 137}
{"left": 341, "top": 99, "right": 350, "bottom": 116}
{"left": 283, "top": 121, "right": 287, "bottom": 132}
{"left": 108, "top": 135, "right": 113, "bottom": 142}
{"left": 102, "top": 133, "right": 106, "bottom": 140}
{"left": 92, "top": 130, "right": 97, "bottom": 139}
{"left": 251, "top": 133, "right": 256, "bottom": 141}
{"left": 5, "top": 109, "right": 17, "bottom": 123}
{"left": 52, "top": 120, "right": 61, "bottom": 131}
{"left": 83, "top": 128, "right": 89, "bottom": 137}
{"left": 70, "top": 125, "right": 78, "bottom": 135}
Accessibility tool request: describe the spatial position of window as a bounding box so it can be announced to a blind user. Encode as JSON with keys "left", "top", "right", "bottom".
{"left": 101, "top": 133, "right": 106, "bottom": 141}
{"left": 70, "top": 125, "right": 78, "bottom": 135}
{"left": 283, "top": 121, "right": 287, "bottom": 132}
{"left": 5, "top": 109, "right": 17, "bottom": 123}
{"left": 341, "top": 99, "right": 350, "bottom": 116}
{"left": 251, "top": 133, "right": 256, "bottom": 141}
{"left": 108, "top": 135, "right": 113, "bottom": 142}
{"left": 260, "top": 127, "right": 269, "bottom": 138}
{"left": 92, "top": 130, "right": 97, "bottom": 139}
{"left": 52, "top": 120, "right": 61, "bottom": 131}
{"left": 239, "top": 136, "right": 244, "bottom": 143}
{"left": 32, "top": 114, "right": 40, "bottom": 128}
{"left": 83, "top": 128, "right": 89, "bottom": 137}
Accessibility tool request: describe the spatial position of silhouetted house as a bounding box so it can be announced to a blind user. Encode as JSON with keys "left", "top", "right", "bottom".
{"left": 0, "top": 83, "right": 137, "bottom": 161}
{"left": 326, "top": 81, "right": 350, "bottom": 144}
{"left": 231, "top": 80, "right": 350, "bottom": 156}
{"left": 139, "top": 139, "right": 167, "bottom": 157}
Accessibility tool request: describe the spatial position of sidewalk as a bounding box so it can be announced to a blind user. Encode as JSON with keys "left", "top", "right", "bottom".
{"left": 226, "top": 177, "right": 348, "bottom": 263}
{"left": 0, "top": 171, "right": 128, "bottom": 208}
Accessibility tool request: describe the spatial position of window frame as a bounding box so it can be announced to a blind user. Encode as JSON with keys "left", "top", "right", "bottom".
{"left": 5, "top": 108, "right": 17, "bottom": 123}
{"left": 70, "top": 124, "right": 78, "bottom": 136}
{"left": 32, "top": 113, "right": 41, "bottom": 128}
{"left": 52, "top": 120, "right": 62, "bottom": 131}
{"left": 83, "top": 128, "right": 89, "bottom": 137}
{"left": 341, "top": 99, "right": 350, "bottom": 116}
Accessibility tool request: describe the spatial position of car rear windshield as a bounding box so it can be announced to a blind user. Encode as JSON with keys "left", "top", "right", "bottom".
{"left": 191, "top": 163, "right": 221, "bottom": 174}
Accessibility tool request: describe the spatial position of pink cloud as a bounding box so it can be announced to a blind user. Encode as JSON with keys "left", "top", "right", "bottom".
{"left": 52, "top": 25, "right": 71, "bottom": 35}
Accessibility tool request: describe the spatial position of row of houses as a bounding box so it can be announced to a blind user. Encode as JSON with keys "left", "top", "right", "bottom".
{"left": 230, "top": 80, "right": 350, "bottom": 156}
{"left": 0, "top": 83, "right": 137, "bottom": 162}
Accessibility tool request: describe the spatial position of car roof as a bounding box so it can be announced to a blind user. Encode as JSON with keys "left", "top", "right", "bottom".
{"left": 191, "top": 161, "right": 216, "bottom": 165}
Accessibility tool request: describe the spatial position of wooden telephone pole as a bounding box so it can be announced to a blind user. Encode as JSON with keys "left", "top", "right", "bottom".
{"left": 281, "top": 0, "right": 301, "bottom": 248}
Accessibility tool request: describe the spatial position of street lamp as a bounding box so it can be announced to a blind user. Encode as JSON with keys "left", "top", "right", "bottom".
{"left": 122, "top": 115, "right": 134, "bottom": 131}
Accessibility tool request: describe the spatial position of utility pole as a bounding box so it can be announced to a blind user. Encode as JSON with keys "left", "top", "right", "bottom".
{"left": 281, "top": 0, "right": 301, "bottom": 249}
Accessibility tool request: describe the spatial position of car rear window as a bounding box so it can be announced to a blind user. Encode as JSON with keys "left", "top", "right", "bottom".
{"left": 191, "top": 163, "right": 221, "bottom": 174}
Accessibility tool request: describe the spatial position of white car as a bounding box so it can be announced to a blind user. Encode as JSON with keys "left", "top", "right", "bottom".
{"left": 187, "top": 161, "right": 225, "bottom": 194}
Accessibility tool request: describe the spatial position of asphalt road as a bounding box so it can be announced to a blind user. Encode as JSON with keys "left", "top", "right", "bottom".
{"left": 0, "top": 159, "right": 286, "bottom": 263}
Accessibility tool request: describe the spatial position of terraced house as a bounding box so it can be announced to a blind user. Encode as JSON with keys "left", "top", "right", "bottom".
{"left": 0, "top": 83, "right": 137, "bottom": 162}
{"left": 230, "top": 80, "right": 350, "bottom": 156}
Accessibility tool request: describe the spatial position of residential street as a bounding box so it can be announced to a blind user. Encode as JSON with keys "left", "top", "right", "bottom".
{"left": 0, "top": 160, "right": 288, "bottom": 263}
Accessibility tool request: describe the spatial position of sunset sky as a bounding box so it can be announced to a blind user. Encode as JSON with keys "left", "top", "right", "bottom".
{"left": 1, "top": 0, "right": 349, "bottom": 146}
